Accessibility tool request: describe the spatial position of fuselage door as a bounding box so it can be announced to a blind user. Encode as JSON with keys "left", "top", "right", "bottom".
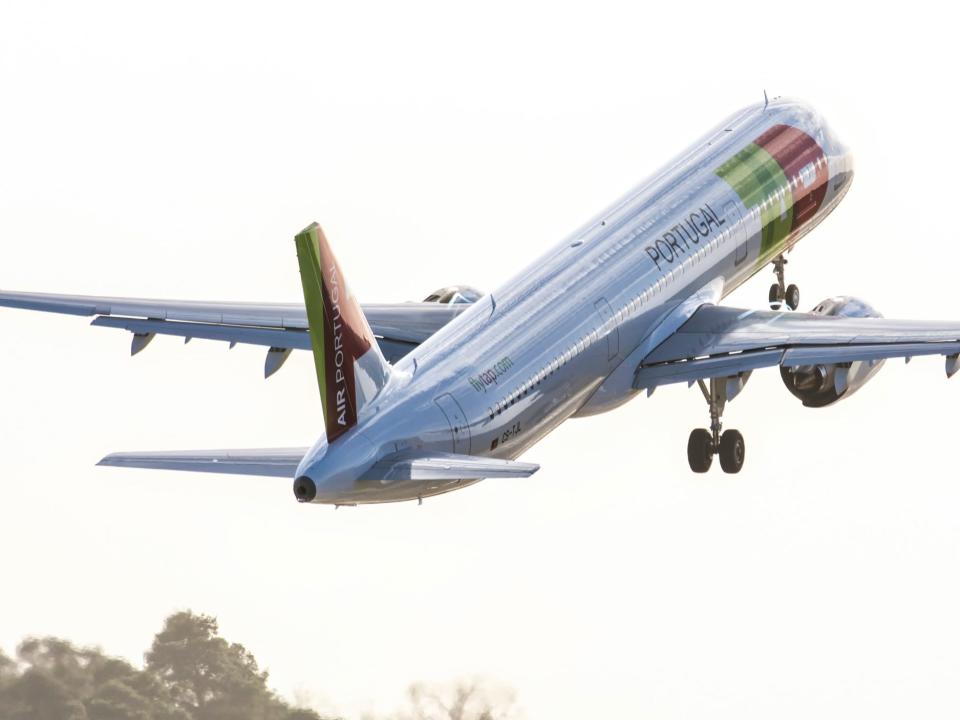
{"left": 435, "top": 393, "right": 471, "bottom": 454}
{"left": 723, "top": 200, "right": 748, "bottom": 266}
{"left": 594, "top": 298, "right": 619, "bottom": 362}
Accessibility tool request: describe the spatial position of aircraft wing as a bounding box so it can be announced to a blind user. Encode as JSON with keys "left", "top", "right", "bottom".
{"left": 634, "top": 304, "right": 960, "bottom": 390}
{"left": 98, "top": 448, "right": 310, "bottom": 477}
{"left": 0, "top": 289, "right": 469, "bottom": 368}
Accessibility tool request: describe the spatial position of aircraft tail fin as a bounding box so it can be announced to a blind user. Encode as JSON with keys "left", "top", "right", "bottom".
{"left": 294, "top": 223, "right": 391, "bottom": 442}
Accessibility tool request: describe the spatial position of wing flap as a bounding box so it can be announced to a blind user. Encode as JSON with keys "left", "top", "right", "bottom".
{"left": 634, "top": 349, "right": 784, "bottom": 389}
{"left": 97, "top": 448, "right": 309, "bottom": 478}
{"left": 781, "top": 341, "right": 960, "bottom": 366}
{"left": 645, "top": 306, "right": 960, "bottom": 363}
{"left": 91, "top": 316, "right": 313, "bottom": 351}
{"left": 364, "top": 451, "right": 539, "bottom": 482}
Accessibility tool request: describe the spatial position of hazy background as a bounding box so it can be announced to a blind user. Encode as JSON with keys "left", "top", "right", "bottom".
{"left": 2, "top": 1, "right": 959, "bottom": 717}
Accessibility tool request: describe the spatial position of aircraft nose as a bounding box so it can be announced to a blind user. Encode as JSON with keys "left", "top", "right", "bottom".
{"left": 830, "top": 132, "right": 853, "bottom": 171}
{"left": 831, "top": 142, "right": 855, "bottom": 193}
{"left": 843, "top": 145, "right": 855, "bottom": 176}
{"left": 821, "top": 121, "right": 854, "bottom": 176}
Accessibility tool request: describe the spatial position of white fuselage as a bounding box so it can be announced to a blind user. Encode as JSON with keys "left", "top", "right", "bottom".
{"left": 297, "top": 98, "right": 854, "bottom": 503}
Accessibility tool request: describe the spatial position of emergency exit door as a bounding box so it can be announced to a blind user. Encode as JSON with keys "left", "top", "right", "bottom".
{"left": 723, "top": 199, "right": 749, "bottom": 266}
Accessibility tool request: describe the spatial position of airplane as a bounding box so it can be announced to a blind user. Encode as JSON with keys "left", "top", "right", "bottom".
{"left": 4, "top": 96, "right": 960, "bottom": 506}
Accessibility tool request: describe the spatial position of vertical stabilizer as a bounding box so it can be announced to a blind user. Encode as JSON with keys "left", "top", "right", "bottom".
{"left": 294, "top": 223, "right": 391, "bottom": 442}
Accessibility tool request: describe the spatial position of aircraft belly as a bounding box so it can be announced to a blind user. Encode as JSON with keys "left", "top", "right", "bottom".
{"left": 332, "top": 478, "right": 483, "bottom": 505}
{"left": 507, "top": 378, "right": 605, "bottom": 458}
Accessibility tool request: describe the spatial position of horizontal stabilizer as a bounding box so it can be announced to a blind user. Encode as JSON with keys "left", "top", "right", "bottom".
{"left": 364, "top": 450, "right": 539, "bottom": 482}
{"left": 98, "top": 448, "right": 309, "bottom": 478}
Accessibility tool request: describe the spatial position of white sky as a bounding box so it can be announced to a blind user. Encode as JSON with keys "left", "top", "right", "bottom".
{"left": 1, "top": 1, "right": 959, "bottom": 718}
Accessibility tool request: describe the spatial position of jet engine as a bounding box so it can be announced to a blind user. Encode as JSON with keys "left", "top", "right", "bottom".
{"left": 780, "top": 296, "right": 885, "bottom": 408}
{"left": 422, "top": 285, "right": 483, "bottom": 304}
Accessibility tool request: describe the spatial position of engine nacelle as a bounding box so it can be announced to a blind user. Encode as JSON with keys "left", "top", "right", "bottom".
{"left": 422, "top": 285, "right": 483, "bottom": 304}
{"left": 780, "top": 296, "right": 885, "bottom": 408}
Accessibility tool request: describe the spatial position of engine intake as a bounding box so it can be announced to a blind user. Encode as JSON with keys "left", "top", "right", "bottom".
{"left": 422, "top": 285, "right": 483, "bottom": 304}
{"left": 780, "top": 296, "right": 885, "bottom": 408}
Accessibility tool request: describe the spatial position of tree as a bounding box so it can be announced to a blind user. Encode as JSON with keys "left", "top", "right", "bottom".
{"left": 396, "top": 680, "right": 520, "bottom": 720}
{"left": 0, "top": 648, "right": 16, "bottom": 678}
{"left": 144, "top": 611, "right": 324, "bottom": 720}
{"left": 0, "top": 666, "right": 89, "bottom": 720}
{"left": 0, "top": 636, "right": 184, "bottom": 720}
{"left": 0, "top": 612, "right": 327, "bottom": 720}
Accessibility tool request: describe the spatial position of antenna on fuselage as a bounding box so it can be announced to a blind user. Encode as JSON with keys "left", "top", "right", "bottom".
{"left": 763, "top": 89, "right": 769, "bottom": 110}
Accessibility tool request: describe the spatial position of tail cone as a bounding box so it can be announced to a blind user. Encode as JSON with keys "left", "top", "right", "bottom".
{"left": 293, "top": 476, "right": 317, "bottom": 503}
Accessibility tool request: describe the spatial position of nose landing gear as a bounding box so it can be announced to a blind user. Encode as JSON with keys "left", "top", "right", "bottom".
{"left": 769, "top": 254, "right": 800, "bottom": 311}
{"left": 686, "top": 377, "right": 746, "bottom": 474}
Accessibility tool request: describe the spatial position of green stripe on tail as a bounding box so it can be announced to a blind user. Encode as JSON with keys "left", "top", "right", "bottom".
{"left": 295, "top": 223, "right": 330, "bottom": 413}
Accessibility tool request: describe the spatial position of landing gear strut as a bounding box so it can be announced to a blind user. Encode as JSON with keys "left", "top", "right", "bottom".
{"left": 687, "top": 377, "right": 745, "bottom": 474}
{"left": 768, "top": 254, "right": 799, "bottom": 310}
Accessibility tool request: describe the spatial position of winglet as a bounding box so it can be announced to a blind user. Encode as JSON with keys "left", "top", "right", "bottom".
{"left": 294, "top": 223, "right": 391, "bottom": 442}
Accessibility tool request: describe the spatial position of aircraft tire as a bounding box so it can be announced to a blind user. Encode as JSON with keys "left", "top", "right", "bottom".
{"left": 786, "top": 284, "right": 800, "bottom": 311}
{"left": 719, "top": 430, "right": 745, "bottom": 474}
{"left": 769, "top": 283, "right": 782, "bottom": 309}
{"left": 687, "top": 428, "right": 713, "bottom": 473}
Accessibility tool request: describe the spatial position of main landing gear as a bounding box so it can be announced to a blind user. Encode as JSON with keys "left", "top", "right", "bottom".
{"left": 687, "top": 377, "right": 745, "bottom": 474}
{"left": 768, "top": 254, "right": 800, "bottom": 311}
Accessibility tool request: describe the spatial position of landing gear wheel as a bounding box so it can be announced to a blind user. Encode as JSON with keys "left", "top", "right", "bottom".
{"left": 687, "top": 428, "right": 713, "bottom": 473}
{"left": 768, "top": 283, "right": 782, "bottom": 309}
{"left": 688, "top": 378, "right": 750, "bottom": 473}
{"left": 785, "top": 284, "right": 800, "bottom": 311}
{"left": 719, "top": 429, "right": 745, "bottom": 474}
{"left": 770, "top": 255, "right": 794, "bottom": 310}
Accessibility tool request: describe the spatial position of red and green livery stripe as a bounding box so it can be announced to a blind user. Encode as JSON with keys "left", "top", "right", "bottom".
{"left": 295, "top": 223, "right": 375, "bottom": 443}
{"left": 715, "top": 124, "right": 828, "bottom": 264}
